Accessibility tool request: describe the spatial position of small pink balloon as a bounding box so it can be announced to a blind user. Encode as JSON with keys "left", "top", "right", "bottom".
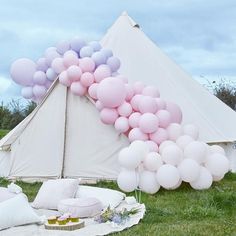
{"left": 130, "top": 94, "right": 143, "bottom": 111}
{"left": 59, "top": 71, "right": 71, "bottom": 87}
{"left": 100, "top": 108, "right": 118, "bottom": 125}
{"left": 156, "top": 110, "right": 171, "bottom": 128}
{"left": 142, "top": 86, "right": 160, "bottom": 98}
{"left": 128, "top": 128, "right": 149, "bottom": 142}
{"left": 33, "top": 85, "right": 47, "bottom": 99}
{"left": 128, "top": 112, "right": 141, "bottom": 128}
{"left": 63, "top": 52, "right": 78, "bottom": 68}
{"left": 150, "top": 128, "right": 168, "bottom": 145}
{"left": 115, "top": 117, "right": 130, "bottom": 133}
{"left": 145, "top": 140, "right": 159, "bottom": 152}
{"left": 33, "top": 71, "right": 47, "bottom": 85}
{"left": 138, "top": 96, "right": 158, "bottom": 114}
{"left": 133, "top": 81, "right": 145, "bottom": 94}
{"left": 70, "top": 82, "right": 87, "bottom": 96}
{"left": 88, "top": 83, "right": 99, "bottom": 100}
{"left": 139, "top": 113, "right": 159, "bottom": 134}
{"left": 94, "top": 65, "right": 111, "bottom": 83}
{"left": 117, "top": 102, "right": 133, "bottom": 117}
{"left": 80, "top": 72, "right": 94, "bottom": 87}
{"left": 125, "top": 84, "right": 135, "bottom": 101}
{"left": 67, "top": 65, "right": 82, "bottom": 81}
{"left": 166, "top": 101, "right": 182, "bottom": 124}
{"left": 95, "top": 100, "right": 104, "bottom": 111}
{"left": 51, "top": 58, "right": 66, "bottom": 74}
{"left": 156, "top": 98, "right": 166, "bottom": 110}
{"left": 79, "top": 57, "right": 95, "bottom": 73}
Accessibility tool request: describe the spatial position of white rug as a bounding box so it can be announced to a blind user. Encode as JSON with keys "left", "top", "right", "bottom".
{"left": 0, "top": 201, "right": 145, "bottom": 236}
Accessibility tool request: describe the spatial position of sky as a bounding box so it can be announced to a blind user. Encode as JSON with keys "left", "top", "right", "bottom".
{"left": 0, "top": 0, "right": 235, "bottom": 104}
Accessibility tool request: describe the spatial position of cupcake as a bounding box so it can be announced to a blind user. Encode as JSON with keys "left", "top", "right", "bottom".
{"left": 57, "top": 216, "right": 67, "bottom": 225}
{"left": 47, "top": 216, "right": 57, "bottom": 224}
{"left": 62, "top": 213, "right": 71, "bottom": 223}
{"left": 70, "top": 214, "right": 79, "bottom": 223}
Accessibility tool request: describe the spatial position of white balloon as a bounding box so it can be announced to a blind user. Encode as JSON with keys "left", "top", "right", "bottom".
{"left": 118, "top": 147, "right": 142, "bottom": 169}
{"left": 167, "top": 123, "right": 183, "bottom": 141}
{"left": 139, "top": 171, "right": 160, "bottom": 194}
{"left": 168, "top": 179, "right": 182, "bottom": 190}
{"left": 183, "top": 124, "right": 199, "bottom": 140}
{"left": 208, "top": 145, "right": 225, "bottom": 155}
{"left": 145, "top": 140, "right": 159, "bottom": 152}
{"left": 184, "top": 141, "right": 207, "bottom": 164}
{"left": 178, "top": 159, "right": 200, "bottom": 182}
{"left": 159, "top": 140, "right": 175, "bottom": 154}
{"left": 213, "top": 174, "right": 225, "bottom": 181}
{"left": 190, "top": 167, "right": 213, "bottom": 190}
{"left": 156, "top": 164, "right": 180, "bottom": 189}
{"left": 205, "top": 153, "right": 229, "bottom": 176}
{"left": 143, "top": 152, "right": 163, "bottom": 171}
{"left": 130, "top": 140, "right": 149, "bottom": 161}
{"left": 162, "top": 144, "right": 183, "bottom": 166}
{"left": 176, "top": 135, "right": 194, "bottom": 150}
{"left": 117, "top": 169, "right": 138, "bottom": 192}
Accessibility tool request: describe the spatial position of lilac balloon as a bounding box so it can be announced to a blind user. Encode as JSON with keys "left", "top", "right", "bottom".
{"left": 94, "top": 65, "right": 111, "bottom": 83}
{"left": 70, "top": 82, "right": 87, "bottom": 96}
{"left": 45, "top": 80, "right": 52, "bottom": 89}
{"left": 166, "top": 101, "right": 182, "bottom": 124}
{"left": 88, "top": 83, "right": 99, "bottom": 100}
{"left": 33, "top": 71, "right": 47, "bottom": 85}
{"left": 56, "top": 40, "right": 71, "bottom": 54}
{"left": 46, "top": 68, "right": 58, "bottom": 81}
{"left": 45, "top": 48, "right": 61, "bottom": 66}
{"left": 59, "top": 71, "right": 71, "bottom": 87}
{"left": 128, "top": 128, "right": 149, "bottom": 142}
{"left": 138, "top": 96, "right": 158, "bottom": 114}
{"left": 150, "top": 128, "right": 168, "bottom": 145}
{"left": 79, "top": 57, "right": 95, "bottom": 73}
{"left": 100, "top": 48, "right": 113, "bottom": 60}
{"left": 10, "top": 58, "right": 36, "bottom": 86}
{"left": 33, "top": 85, "right": 47, "bottom": 99}
{"left": 128, "top": 112, "right": 141, "bottom": 128}
{"left": 63, "top": 52, "right": 79, "bottom": 68}
{"left": 106, "top": 56, "right": 121, "bottom": 72}
{"left": 70, "top": 37, "right": 86, "bottom": 53}
{"left": 21, "top": 86, "right": 34, "bottom": 99}
{"left": 115, "top": 117, "right": 129, "bottom": 133}
{"left": 88, "top": 41, "right": 102, "bottom": 52}
{"left": 36, "top": 58, "right": 48, "bottom": 72}
{"left": 139, "top": 113, "right": 159, "bottom": 134}
{"left": 79, "top": 46, "right": 94, "bottom": 58}
{"left": 91, "top": 51, "right": 107, "bottom": 66}
{"left": 51, "top": 58, "right": 66, "bottom": 74}
{"left": 100, "top": 108, "right": 118, "bottom": 125}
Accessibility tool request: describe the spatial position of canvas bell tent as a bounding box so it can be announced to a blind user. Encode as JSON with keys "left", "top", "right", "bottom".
{"left": 0, "top": 81, "right": 129, "bottom": 180}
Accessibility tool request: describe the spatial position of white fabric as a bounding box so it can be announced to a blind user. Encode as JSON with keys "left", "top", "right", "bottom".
{"left": 76, "top": 185, "right": 125, "bottom": 209}
{"left": 0, "top": 187, "right": 16, "bottom": 203}
{"left": 58, "top": 198, "right": 103, "bottom": 218}
{"left": 7, "top": 183, "right": 22, "bottom": 194}
{"left": 32, "top": 179, "right": 79, "bottom": 210}
{"left": 2, "top": 200, "right": 145, "bottom": 236}
{"left": 0, "top": 150, "right": 10, "bottom": 177}
{"left": 0, "top": 194, "right": 41, "bottom": 230}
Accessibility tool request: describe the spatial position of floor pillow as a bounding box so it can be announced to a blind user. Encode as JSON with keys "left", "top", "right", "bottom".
{"left": 0, "top": 187, "right": 17, "bottom": 203}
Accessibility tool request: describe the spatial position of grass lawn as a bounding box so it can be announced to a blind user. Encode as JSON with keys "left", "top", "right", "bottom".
{"left": 1, "top": 173, "right": 236, "bottom": 235}
{"left": 0, "top": 129, "right": 9, "bottom": 139}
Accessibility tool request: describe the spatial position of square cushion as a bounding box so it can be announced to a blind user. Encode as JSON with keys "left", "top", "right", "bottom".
{"left": 0, "top": 194, "right": 41, "bottom": 230}
{"left": 32, "top": 179, "right": 79, "bottom": 210}
{"left": 76, "top": 186, "right": 125, "bottom": 209}
{"left": 0, "top": 187, "right": 17, "bottom": 203}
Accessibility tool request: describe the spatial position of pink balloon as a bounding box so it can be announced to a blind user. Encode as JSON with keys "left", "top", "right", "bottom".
{"left": 95, "top": 100, "right": 104, "bottom": 111}
{"left": 59, "top": 71, "right": 71, "bottom": 87}
{"left": 130, "top": 94, "right": 143, "bottom": 111}
{"left": 63, "top": 51, "right": 78, "bottom": 68}
{"left": 139, "top": 113, "right": 159, "bottom": 134}
{"left": 97, "top": 77, "right": 126, "bottom": 108}
{"left": 142, "top": 86, "right": 160, "bottom": 98}
{"left": 133, "top": 81, "right": 145, "bottom": 94}
{"left": 117, "top": 102, "right": 133, "bottom": 117}
{"left": 128, "top": 112, "right": 141, "bottom": 128}
{"left": 125, "top": 84, "right": 135, "bottom": 101}
{"left": 115, "top": 117, "right": 130, "bottom": 133}
{"left": 156, "top": 98, "right": 166, "bottom": 110}
{"left": 70, "top": 82, "right": 87, "bottom": 96}
{"left": 156, "top": 110, "right": 171, "bottom": 128}
{"left": 116, "top": 75, "right": 128, "bottom": 83}
{"left": 88, "top": 83, "right": 99, "bottom": 100}
{"left": 33, "top": 71, "right": 47, "bottom": 85}
{"left": 150, "top": 128, "right": 168, "bottom": 145}
{"left": 138, "top": 96, "right": 158, "bottom": 114}
{"left": 79, "top": 57, "right": 95, "bottom": 73}
{"left": 128, "top": 128, "right": 149, "bottom": 142}
{"left": 80, "top": 72, "right": 94, "bottom": 87}
{"left": 67, "top": 65, "right": 82, "bottom": 81}
{"left": 51, "top": 58, "right": 66, "bottom": 74}
{"left": 166, "top": 101, "right": 182, "bottom": 124}
{"left": 33, "top": 85, "right": 47, "bottom": 99}
{"left": 145, "top": 140, "right": 159, "bottom": 152}
{"left": 94, "top": 65, "right": 111, "bottom": 83}
{"left": 21, "top": 86, "right": 34, "bottom": 99}
{"left": 100, "top": 108, "right": 118, "bottom": 125}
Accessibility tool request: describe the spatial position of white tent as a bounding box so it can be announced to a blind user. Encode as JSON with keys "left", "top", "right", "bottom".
{"left": 0, "top": 81, "right": 129, "bottom": 180}
{"left": 101, "top": 12, "right": 236, "bottom": 171}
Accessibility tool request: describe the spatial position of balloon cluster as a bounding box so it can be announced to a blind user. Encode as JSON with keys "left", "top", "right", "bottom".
{"left": 117, "top": 136, "right": 230, "bottom": 194}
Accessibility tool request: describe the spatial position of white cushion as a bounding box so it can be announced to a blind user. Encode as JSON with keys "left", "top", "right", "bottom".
{"left": 32, "top": 179, "right": 79, "bottom": 210}
{"left": 76, "top": 186, "right": 125, "bottom": 209}
{"left": 0, "top": 194, "right": 41, "bottom": 230}
{"left": 0, "top": 187, "right": 16, "bottom": 203}
{"left": 58, "top": 198, "right": 103, "bottom": 218}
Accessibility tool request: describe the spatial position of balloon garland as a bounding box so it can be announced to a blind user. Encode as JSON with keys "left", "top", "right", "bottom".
{"left": 10, "top": 37, "right": 230, "bottom": 194}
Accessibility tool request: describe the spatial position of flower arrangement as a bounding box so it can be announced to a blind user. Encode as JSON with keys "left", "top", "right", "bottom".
{"left": 94, "top": 206, "right": 139, "bottom": 225}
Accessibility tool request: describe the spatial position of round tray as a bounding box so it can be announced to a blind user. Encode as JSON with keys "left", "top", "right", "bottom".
{"left": 45, "top": 221, "right": 85, "bottom": 231}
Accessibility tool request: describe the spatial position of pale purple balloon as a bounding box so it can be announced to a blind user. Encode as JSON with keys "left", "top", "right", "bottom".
{"left": 100, "top": 48, "right": 113, "bottom": 60}
{"left": 51, "top": 58, "right": 66, "bottom": 74}
{"left": 142, "top": 86, "right": 160, "bottom": 98}
{"left": 106, "top": 56, "right": 120, "bottom": 72}
{"left": 79, "top": 57, "right": 95, "bottom": 73}
{"left": 88, "top": 83, "right": 99, "bottom": 100}
{"left": 45, "top": 80, "right": 52, "bottom": 89}
{"left": 59, "top": 71, "right": 71, "bottom": 87}
{"left": 139, "top": 113, "right": 159, "bottom": 134}
{"left": 166, "top": 101, "right": 183, "bottom": 124}
{"left": 80, "top": 72, "right": 94, "bottom": 87}
{"left": 33, "top": 85, "right": 47, "bottom": 99}
{"left": 56, "top": 40, "right": 71, "bottom": 54}
{"left": 128, "top": 128, "right": 149, "bottom": 142}
{"left": 21, "top": 86, "right": 34, "bottom": 99}
{"left": 88, "top": 41, "right": 101, "bottom": 52}
{"left": 91, "top": 51, "right": 107, "bottom": 66}
{"left": 70, "top": 82, "right": 87, "bottom": 96}
{"left": 46, "top": 68, "right": 58, "bottom": 81}
{"left": 100, "top": 108, "right": 118, "bottom": 125}
{"left": 36, "top": 58, "right": 48, "bottom": 72}
{"left": 138, "top": 96, "right": 158, "bottom": 114}
{"left": 45, "top": 48, "right": 61, "bottom": 66}
{"left": 150, "top": 128, "right": 168, "bottom": 145}
{"left": 94, "top": 65, "right": 111, "bottom": 83}
{"left": 79, "top": 46, "right": 94, "bottom": 58}
{"left": 10, "top": 58, "right": 36, "bottom": 86}
{"left": 156, "top": 110, "right": 171, "bottom": 128}
{"left": 63, "top": 51, "right": 79, "bottom": 68}
{"left": 128, "top": 112, "right": 141, "bottom": 128}
{"left": 33, "top": 71, "right": 47, "bottom": 85}
{"left": 70, "top": 37, "right": 86, "bottom": 53}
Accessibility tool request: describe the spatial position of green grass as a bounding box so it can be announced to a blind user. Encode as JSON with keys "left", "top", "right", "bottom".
{"left": 0, "top": 129, "right": 9, "bottom": 139}
{"left": 1, "top": 173, "right": 236, "bottom": 235}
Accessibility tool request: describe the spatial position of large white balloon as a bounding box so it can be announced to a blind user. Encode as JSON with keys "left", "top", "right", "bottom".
{"left": 159, "top": 140, "right": 175, "bottom": 155}
{"left": 156, "top": 164, "right": 180, "bottom": 189}
{"left": 176, "top": 135, "right": 194, "bottom": 150}
{"left": 162, "top": 144, "right": 183, "bottom": 166}
{"left": 212, "top": 174, "right": 225, "bottom": 181}
{"left": 183, "top": 124, "right": 199, "bottom": 140}
{"left": 130, "top": 140, "right": 149, "bottom": 161}
{"left": 167, "top": 123, "right": 183, "bottom": 141}
{"left": 139, "top": 171, "right": 160, "bottom": 194}
{"left": 184, "top": 141, "right": 207, "bottom": 164}
{"left": 143, "top": 152, "right": 163, "bottom": 171}
{"left": 205, "top": 153, "right": 229, "bottom": 176}
{"left": 169, "top": 179, "right": 182, "bottom": 190}
{"left": 178, "top": 159, "right": 200, "bottom": 182}
{"left": 190, "top": 167, "right": 213, "bottom": 190}
{"left": 117, "top": 169, "right": 138, "bottom": 192}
